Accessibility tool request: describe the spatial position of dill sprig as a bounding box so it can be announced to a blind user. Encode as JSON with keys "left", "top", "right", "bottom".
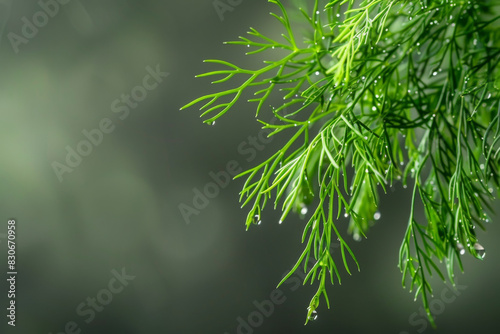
{"left": 182, "top": 0, "right": 500, "bottom": 326}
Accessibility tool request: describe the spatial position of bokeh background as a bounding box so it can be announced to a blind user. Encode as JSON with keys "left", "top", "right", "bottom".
{"left": 0, "top": 1, "right": 499, "bottom": 333}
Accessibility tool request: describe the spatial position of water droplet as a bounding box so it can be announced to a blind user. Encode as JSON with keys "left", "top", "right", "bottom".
{"left": 473, "top": 243, "right": 486, "bottom": 258}
{"left": 432, "top": 72, "right": 438, "bottom": 76}
{"left": 457, "top": 243, "right": 466, "bottom": 255}
{"left": 253, "top": 215, "right": 261, "bottom": 225}
{"left": 279, "top": 220, "right": 283, "bottom": 224}
{"left": 353, "top": 233, "right": 361, "bottom": 241}
{"left": 308, "top": 310, "right": 318, "bottom": 321}
{"left": 300, "top": 205, "right": 308, "bottom": 215}
{"left": 374, "top": 212, "right": 381, "bottom": 220}
{"left": 372, "top": 106, "right": 377, "bottom": 111}
{"left": 208, "top": 121, "right": 215, "bottom": 126}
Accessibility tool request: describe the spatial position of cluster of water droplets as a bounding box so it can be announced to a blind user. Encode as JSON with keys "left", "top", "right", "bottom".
{"left": 456, "top": 242, "right": 486, "bottom": 258}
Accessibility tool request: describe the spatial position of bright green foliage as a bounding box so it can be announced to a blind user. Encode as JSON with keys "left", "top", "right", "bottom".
{"left": 182, "top": 0, "right": 500, "bottom": 326}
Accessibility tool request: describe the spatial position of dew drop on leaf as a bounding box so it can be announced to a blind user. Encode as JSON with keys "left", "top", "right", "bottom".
{"left": 374, "top": 212, "right": 381, "bottom": 220}
{"left": 473, "top": 243, "right": 486, "bottom": 259}
{"left": 308, "top": 310, "right": 318, "bottom": 321}
{"left": 253, "top": 215, "right": 261, "bottom": 225}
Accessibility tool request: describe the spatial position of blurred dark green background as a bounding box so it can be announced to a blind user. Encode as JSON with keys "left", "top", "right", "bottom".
{"left": 0, "top": 1, "right": 499, "bottom": 333}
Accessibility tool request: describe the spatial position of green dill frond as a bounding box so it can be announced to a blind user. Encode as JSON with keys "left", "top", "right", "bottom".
{"left": 183, "top": 0, "right": 500, "bottom": 326}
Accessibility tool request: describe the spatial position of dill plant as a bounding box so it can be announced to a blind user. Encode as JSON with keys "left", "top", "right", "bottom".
{"left": 182, "top": 0, "right": 500, "bottom": 326}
